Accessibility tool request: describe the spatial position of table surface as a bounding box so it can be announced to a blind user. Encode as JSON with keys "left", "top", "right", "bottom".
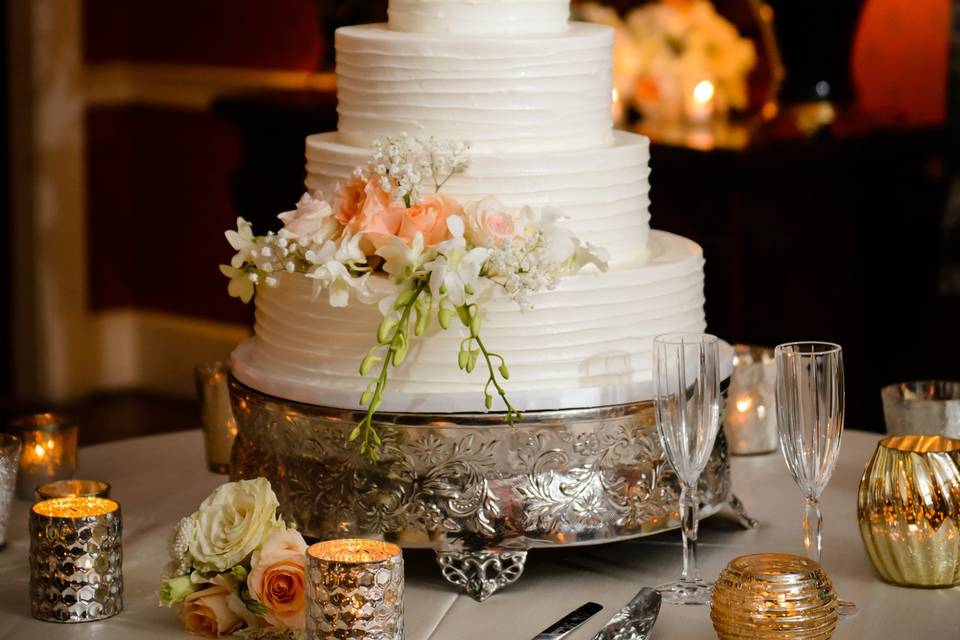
{"left": 1, "top": 429, "right": 957, "bottom": 639}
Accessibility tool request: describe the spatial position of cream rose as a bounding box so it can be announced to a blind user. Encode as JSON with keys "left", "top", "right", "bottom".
{"left": 179, "top": 577, "right": 243, "bottom": 638}
{"left": 187, "top": 478, "right": 284, "bottom": 572}
{"left": 247, "top": 529, "right": 308, "bottom": 630}
{"left": 277, "top": 191, "right": 340, "bottom": 242}
{"left": 464, "top": 196, "right": 516, "bottom": 248}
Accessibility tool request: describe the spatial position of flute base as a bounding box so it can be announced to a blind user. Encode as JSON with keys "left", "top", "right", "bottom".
{"left": 656, "top": 579, "right": 714, "bottom": 605}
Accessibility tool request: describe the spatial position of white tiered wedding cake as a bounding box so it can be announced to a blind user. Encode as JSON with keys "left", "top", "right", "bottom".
{"left": 230, "top": 0, "right": 708, "bottom": 413}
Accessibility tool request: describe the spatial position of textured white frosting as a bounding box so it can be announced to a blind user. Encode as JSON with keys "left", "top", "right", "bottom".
{"left": 231, "top": 231, "right": 709, "bottom": 412}
{"left": 335, "top": 23, "right": 614, "bottom": 153}
{"left": 388, "top": 0, "right": 570, "bottom": 35}
{"left": 306, "top": 130, "right": 651, "bottom": 265}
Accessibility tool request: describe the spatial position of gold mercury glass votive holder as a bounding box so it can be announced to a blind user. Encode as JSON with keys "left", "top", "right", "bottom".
{"left": 305, "top": 538, "right": 404, "bottom": 640}
{"left": 858, "top": 434, "right": 960, "bottom": 587}
{"left": 35, "top": 479, "right": 111, "bottom": 502}
{"left": 711, "top": 553, "right": 838, "bottom": 640}
{"left": 11, "top": 413, "right": 78, "bottom": 500}
{"left": 195, "top": 362, "right": 238, "bottom": 474}
{"left": 29, "top": 496, "right": 123, "bottom": 622}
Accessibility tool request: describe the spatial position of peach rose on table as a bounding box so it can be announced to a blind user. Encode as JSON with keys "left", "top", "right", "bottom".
{"left": 247, "top": 528, "right": 308, "bottom": 630}
{"left": 179, "top": 577, "right": 243, "bottom": 638}
{"left": 464, "top": 196, "right": 517, "bottom": 248}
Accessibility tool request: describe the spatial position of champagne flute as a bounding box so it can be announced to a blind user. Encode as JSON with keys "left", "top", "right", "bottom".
{"left": 652, "top": 333, "right": 721, "bottom": 605}
{"left": 775, "top": 341, "right": 856, "bottom": 615}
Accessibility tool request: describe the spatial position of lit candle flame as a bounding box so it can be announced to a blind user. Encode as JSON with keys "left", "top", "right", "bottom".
{"left": 736, "top": 396, "right": 753, "bottom": 413}
{"left": 693, "top": 80, "right": 715, "bottom": 105}
{"left": 34, "top": 443, "right": 46, "bottom": 458}
{"left": 612, "top": 88, "right": 619, "bottom": 104}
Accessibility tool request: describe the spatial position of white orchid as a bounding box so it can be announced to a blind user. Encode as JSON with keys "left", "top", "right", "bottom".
{"left": 424, "top": 217, "right": 489, "bottom": 307}
{"left": 219, "top": 265, "right": 256, "bottom": 303}
{"left": 375, "top": 232, "right": 426, "bottom": 281}
{"left": 225, "top": 218, "right": 257, "bottom": 268}
{"left": 307, "top": 260, "right": 373, "bottom": 307}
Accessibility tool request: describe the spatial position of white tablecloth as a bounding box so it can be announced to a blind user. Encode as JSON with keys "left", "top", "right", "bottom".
{"left": 0, "top": 429, "right": 956, "bottom": 639}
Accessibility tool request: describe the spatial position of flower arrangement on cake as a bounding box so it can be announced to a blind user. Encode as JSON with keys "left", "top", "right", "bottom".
{"left": 159, "top": 478, "right": 307, "bottom": 639}
{"left": 578, "top": 0, "right": 756, "bottom": 121}
{"left": 221, "top": 136, "right": 609, "bottom": 459}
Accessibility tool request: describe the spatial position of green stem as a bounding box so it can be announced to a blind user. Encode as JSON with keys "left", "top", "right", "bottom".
{"left": 356, "top": 280, "right": 426, "bottom": 460}
{"left": 474, "top": 333, "right": 521, "bottom": 425}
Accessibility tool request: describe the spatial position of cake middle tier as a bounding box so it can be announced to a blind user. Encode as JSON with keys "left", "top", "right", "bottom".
{"left": 335, "top": 22, "right": 614, "bottom": 153}
{"left": 306, "top": 130, "right": 651, "bottom": 265}
{"left": 230, "top": 230, "right": 707, "bottom": 413}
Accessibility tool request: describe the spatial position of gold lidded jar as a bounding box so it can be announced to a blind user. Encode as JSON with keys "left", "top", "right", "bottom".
{"left": 857, "top": 434, "right": 960, "bottom": 587}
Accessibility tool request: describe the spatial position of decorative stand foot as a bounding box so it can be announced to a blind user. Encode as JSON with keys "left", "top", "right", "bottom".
{"left": 728, "top": 494, "right": 760, "bottom": 529}
{"left": 436, "top": 550, "right": 528, "bottom": 601}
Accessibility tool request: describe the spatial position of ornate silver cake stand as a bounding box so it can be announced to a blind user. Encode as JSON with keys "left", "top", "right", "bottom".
{"left": 228, "top": 377, "right": 754, "bottom": 600}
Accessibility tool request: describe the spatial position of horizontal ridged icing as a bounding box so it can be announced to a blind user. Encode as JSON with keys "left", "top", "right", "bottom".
{"left": 231, "top": 230, "right": 707, "bottom": 412}
{"left": 388, "top": 0, "right": 570, "bottom": 34}
{"left": 335, "top": 23, "right": 614, "bottom": 153}
{"left": 305, "top": 130, "right": 651, "bottom": 265}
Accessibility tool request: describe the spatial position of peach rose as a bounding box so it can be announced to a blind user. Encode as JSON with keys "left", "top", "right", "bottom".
{"left": 247, "top": 529, "right": 307, "bottom": 630}
{"left": 464, "top": 197, "right": 516, "bottom": 247}
{"left": 337, "top": 176, "right": 403, "bottom": 249}
{"left": 179, "top": 579, "right": 243, "bottom": 638}
{"left": 397, "top": 193, "right": 462, "bottom": 247}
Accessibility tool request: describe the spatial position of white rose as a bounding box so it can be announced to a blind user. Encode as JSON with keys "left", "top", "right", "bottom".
{"left": 278, "top": 191, "right": 340, "bottom": 242}
{"left": 464, "top": 197, "right": 517, "bottom": 248}
{"left": 187, "top": 478, "right": 284, "bottom": 572}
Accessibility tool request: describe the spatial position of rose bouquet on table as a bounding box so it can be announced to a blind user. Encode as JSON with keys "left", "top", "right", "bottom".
{"left": 159, "top": 478, "right": 306, "bottom": 639}
{"left": 221, "top": 135, "right": 609, "bottom": 460}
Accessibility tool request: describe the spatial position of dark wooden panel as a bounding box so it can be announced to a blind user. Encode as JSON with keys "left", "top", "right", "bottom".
{"left": 84, "top": 0, "right": 324, "bottom": 70}
{"left": 85, "top": 105, "right": 250, "bottom": 323}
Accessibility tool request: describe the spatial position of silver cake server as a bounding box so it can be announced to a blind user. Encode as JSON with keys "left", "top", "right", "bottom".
{"left": 590, "top": 587, "right": 662, "bottom": 640}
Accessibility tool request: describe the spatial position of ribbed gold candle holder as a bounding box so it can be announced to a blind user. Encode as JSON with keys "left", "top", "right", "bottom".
{"left": 858, "top": 434, "right": 960, "bottom": 587}
{"left": 35, "top": 479, "right": 111, "bottom": 502}
{"left": 711, "top": 553, "right": 838, "bottom": 640}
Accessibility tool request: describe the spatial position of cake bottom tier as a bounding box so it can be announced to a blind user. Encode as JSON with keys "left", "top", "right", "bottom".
{"left": 231, "top": 229, "right": 714, "bottom": 413}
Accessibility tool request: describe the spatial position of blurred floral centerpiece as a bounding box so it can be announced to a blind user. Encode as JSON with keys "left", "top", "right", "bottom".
{"left": 579, "top": 0, "right": 757, "bottom": 122}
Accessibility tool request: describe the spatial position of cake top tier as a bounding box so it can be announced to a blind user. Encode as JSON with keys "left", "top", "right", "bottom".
{"left": 388, "top": 0, "right": 570, "bottom": 35}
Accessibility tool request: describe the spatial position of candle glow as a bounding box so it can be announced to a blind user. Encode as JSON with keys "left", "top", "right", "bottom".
{"left": 693, "top": 80, "right": 715, "bottom": 105}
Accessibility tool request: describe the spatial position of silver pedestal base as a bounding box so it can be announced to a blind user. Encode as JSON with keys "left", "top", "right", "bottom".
{"left": 229, "top": 377, "right": 738, "bottom": 600}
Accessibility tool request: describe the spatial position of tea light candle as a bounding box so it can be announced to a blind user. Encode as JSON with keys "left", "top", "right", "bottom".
{"left": 685, "top": 79, "right": 715, "bottom": 124}
{"left": 12, "top": 413, "right": 78, "bottom": 500}
{"left": 35, "top": 479, "right": 111, "bottom": 502}
{"left": 30, "top": 496, "right": 123, "bottom": 622}
{"left": 723, "top": 345, "right": 779, "bottom": 455}
{"left": 305, "top": 538, "right": 403, "bottom": 640}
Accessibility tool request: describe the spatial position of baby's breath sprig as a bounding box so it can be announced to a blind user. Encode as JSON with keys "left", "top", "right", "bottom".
{"left": 371, "top": 135, "right": 471, "bottom": 207}
{"left": 455, "top": 304, "right": 523, "bottom": 425}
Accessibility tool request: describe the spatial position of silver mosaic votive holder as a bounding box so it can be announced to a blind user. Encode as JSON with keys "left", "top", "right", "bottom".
{"left": 35, "top": 479, "right": 111, "bottom": 502}
{"left": 195, "top": 362, "right": 237, "bottom": 474}
{"left": 11, "top": 413, "right": 78, "bottom": 500}
{"left": 30, "top": 496, "right": 123, "bottom": 622}
{"left": 0, "top": 433, "right": 22, "bottom": 548}
{"left": 306, "top": 538, "right": 404, "bottom": 640}
{"left": 881, "top": 380, "right": 960, "bottom": 438}
{"left": 723, "top": 345, "right": 778, "bottom": 455}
